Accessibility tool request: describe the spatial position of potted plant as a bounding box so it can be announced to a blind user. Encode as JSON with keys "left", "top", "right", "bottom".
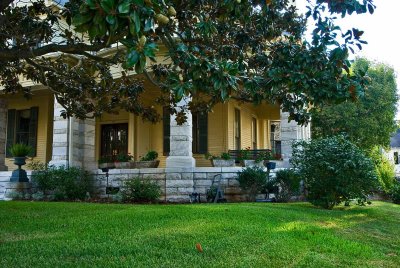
{"left": 114, "top": 153, "right": 134, "bottom": 169}
{"left": 98, "top": 155, "right": 115, "bottom": 170}
{"left": 238, "top": 147, "right": 262, "bottom": 167}
{"left": 9, "top": 143, "right": 33, "bottom": 182}
{"left": 262, "top": 150, "right": 282, "bottom": 170}
{"left": 135, "top": 150, "right": 159, "bottom": 168}
{"left": 205, "top": 152, "right": 235, "bottom": 167}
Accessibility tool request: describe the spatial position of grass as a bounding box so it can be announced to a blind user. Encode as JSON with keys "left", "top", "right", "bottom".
{"left": 0, "top": 201, "right": 399, "bottom": 268}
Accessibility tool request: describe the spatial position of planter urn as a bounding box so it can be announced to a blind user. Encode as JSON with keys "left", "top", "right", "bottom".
{"left": 10, "top": 157, "right": 29, "bottom": 182}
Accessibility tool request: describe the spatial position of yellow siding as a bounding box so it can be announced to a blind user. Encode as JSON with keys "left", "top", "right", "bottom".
{"left": 4, "top": 91, "right": 53, "bottom": 170}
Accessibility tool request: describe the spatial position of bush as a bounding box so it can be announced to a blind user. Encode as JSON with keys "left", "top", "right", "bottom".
{"left": 291, "top": 136, "right": 378, "bottom": 209}
{"left": 32, "top": 166, "right": 93, "bottom": 200}
{"left": 390, "top": 182, "right": 400, "bottom": 204}
{"left": 121, "top": 177, "right": 161, "bottom": 203}
{"left": 274, "top": 169, "right": 302, "bottom": 202}
{"left": 9, "top": 143, "right": 33, "bottom": 157}
{"left": 369, "top": 147, "right": 396, "bottom": 193}
{"left": 237, "top": 166, "right": 268, "bottom": 201}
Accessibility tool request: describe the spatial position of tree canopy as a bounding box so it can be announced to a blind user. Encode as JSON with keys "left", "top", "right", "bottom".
{"left": 311, "top": 58, "right": 398, "bottom": 151}
{"left": 0, "top": 0, "right": 375, "bottom": 123}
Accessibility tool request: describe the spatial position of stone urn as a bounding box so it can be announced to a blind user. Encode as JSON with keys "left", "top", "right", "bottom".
{"left": 211, "top": 159, "right": 236, "bottom": 167}
{"left": 10, "top": 157, "right": 29, "bottom": 182}
{"left": 134, "top": 160, "right": 160, "bottom": 168}
{"left": 114, "top": 161, "right": 135, "bottom": 169}
{"left": 242, "top": 160, "right": 264, "bottom": 167}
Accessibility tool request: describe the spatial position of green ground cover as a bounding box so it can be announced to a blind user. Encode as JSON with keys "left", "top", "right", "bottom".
{"left": 0, "top": 201, "right": 399, "bottom": 268}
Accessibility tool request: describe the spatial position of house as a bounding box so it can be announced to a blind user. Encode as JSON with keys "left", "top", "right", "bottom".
{"left": 0, "top": 0, "right": 310, "bottom": 202}
{"left": 387, "top": 128, "right": 400, "bottom": 175}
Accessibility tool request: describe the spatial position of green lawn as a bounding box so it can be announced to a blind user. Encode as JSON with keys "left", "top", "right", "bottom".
{"left": 0, "top": 201, "right": 399, "bottom": 268}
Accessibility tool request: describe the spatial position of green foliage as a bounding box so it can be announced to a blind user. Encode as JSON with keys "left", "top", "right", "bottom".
{"left": 116, "top": 153, "right": 133, "bottom": 162}
{"left": 237, "top": 166, "right": 268, "bottom": 201}
{"left": 390, "top": 182, "right": 400, "bottom": 204}
{"left": 32, "top": 166, "right": 93, "bottom": 200}
{"left": 369, "top": 147, "right": 396, "bottom": 193}
{"left": 98, "top": 155, "right": 114, "bottom": 164}
{"left": 274, "top": 169, "right": 302, "bottom": 202}
{"left": 291, "top": 136, "right": 378, "bottom": 209}
{"left": 0, "top": 0, "right": 375, "bottom": 124}
{"left": 237, "top": 148, "right": 251, "bottom": 161}
{"left": 312, "top": 58, "right": 398, "bottom": 151}
{"left": 205, "top": 152, "right": 231, "bottom": 160}
{"left": 27, "top": 160, "right": 47, "bottom": 171}
{"left": 140, "top": 150, "right": 158, "bottom": 161}
{"left": 121, "top": 177, "right": 161, "bottom": 203}
{"left": 9, "top": 143, "right": 33, "bottom": 157}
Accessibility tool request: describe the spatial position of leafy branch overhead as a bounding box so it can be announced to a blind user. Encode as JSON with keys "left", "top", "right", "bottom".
{"left": 0, "top": 0, "right": 375, "bottom": 123}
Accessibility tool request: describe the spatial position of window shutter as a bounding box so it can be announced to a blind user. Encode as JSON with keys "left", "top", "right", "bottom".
{"left": 28, "top": 107, "right": 39, "bottom": 157}
{"left": 6, "top": 109, "right": 16, "bottom": 157}
{"left": 163, "top": 107, "right": 170, "bottom": 155}
{"left": 198, "top": 113, "right": 208, "bottom": 154}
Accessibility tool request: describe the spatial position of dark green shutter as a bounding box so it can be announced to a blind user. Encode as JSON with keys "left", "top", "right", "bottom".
{"left": 6, "top": 109, "right": 16, "bottom": 157}
{"left": 28, "top": 107, "right": 38, "bottom": 156}
{"left": 198, "top": 113, "right": 208, "bottom": 154}
{"left": 163, "top": 107, "right": 170, "bottom": 155}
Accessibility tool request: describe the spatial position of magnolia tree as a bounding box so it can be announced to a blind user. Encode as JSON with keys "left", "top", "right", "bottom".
{"left": 0, "top": 0, "right": 374, "bottom": 123}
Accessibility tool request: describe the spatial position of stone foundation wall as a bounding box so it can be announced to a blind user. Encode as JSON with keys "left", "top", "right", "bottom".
{"left": 93, "top": 167, "right": 282, "bottom": 203}
{"left": 0, "top": 166, "right": 284, "bottom": 202}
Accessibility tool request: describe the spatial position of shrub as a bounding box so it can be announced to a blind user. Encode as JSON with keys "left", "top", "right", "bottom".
{"left": 121, "top": 177, "right": 161, "bottom": 203}
{"left": 291, "top": 136, "right": 378, "bottom": 209}
{"left": 274, "top": 169, "right": 302, "bottom": 202}
{"left": 32, "top": 166, "right": 93, "bottom": 200}
{"left": 369, "top": 147, "right": 396, "bottom": 193}
{"left": 390, "top": 182, "right": 400, "bottom": 204}
{"left": 237, "top": 166, "right": 268, "bottom": 201}
{"left": 27, "top": 160, "right": 47, "bottom": 171}
{"left": 140, "top": 150, "right": 158, "bottom": 161}
{"left": 9, "top": 143, "right": 33, "bottom": 157}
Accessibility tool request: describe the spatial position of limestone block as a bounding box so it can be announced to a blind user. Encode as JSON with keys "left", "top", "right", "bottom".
{"left": 166, "top": 173, "right": 182, "bottom": 180}
{"left": 193, "top": 173, "right": 207, "bottom": 179}
{"left": 194, "top": 179, "right": 213, "bottom": 187}
{"left": 166, "top": 179, "right": 193, "bottom": 188}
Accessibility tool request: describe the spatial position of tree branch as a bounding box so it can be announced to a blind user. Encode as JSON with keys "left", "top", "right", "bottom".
{"left": 0, "top": 42, "right": 107, "bottom": 61}
{"left": 0, "top": 0, "right": 14, "bottom": 12}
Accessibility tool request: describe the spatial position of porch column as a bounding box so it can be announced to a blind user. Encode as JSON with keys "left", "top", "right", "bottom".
{"left": 49, "top": 98, "right": 69, "bottom": 167}
{"left": 166, "top": 97, "right": 196, "bottom": 168}
{"left": 79, "top": 118, "right": 97, "bottom": 171}
{"left": 280, "top": 111, "right": 311, "bottom": 167}
{"left": 49, "top": 98, "right": 97, "bottom": 170}
{"left": 0, "top": 99, "right": 8, "bottom": 171}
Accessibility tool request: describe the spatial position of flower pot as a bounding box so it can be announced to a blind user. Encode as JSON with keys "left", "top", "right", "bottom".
{"left": 13, "top": 157, "right": 26, "bottom": 166}
{"left": 242, "top": 159, "right": 264, "bottom": 167}
{"left": 114, "top": 162, "right": 135, "bottom": 169}
{"left": 99, "top": 162, "right": 115, "bottom": 169}
{"left": 134, "top": 160, "right": 160, "bottom": 168}
{"left": 211, "top": 159, "right": 235, "bottom": 167}
{"left": 265, "top": 161, "right": 276, "bottom": 170}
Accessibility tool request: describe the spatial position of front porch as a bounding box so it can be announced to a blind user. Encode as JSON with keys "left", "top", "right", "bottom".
{"left": 0, "top": 87, "right": 310, "bottom": 202}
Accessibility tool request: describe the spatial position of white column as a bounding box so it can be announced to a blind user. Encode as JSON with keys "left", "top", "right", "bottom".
{"left": 280, "top": 111, "right": 310, "bottom": 167}
{"left": 49, "top": 98, "right": 96, "bottom": 170}
{"left": 166, "top": 97, "right": 196, "bottom": 168}
{"left": 49, "top": 98, "right": 69, "bottom": 167}
{"left": 0, "top": 99, "right": 8, "bottom": 171}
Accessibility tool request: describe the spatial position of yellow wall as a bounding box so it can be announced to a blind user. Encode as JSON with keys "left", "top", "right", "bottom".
{"left": 4, "top": 90, "right": 54, "bottom": 170}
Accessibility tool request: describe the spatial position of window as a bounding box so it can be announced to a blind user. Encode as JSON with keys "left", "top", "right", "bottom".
{"left": 6, "top": 107, "right": 38, "bottom": 157}
{"left": 234, "top": 109, "right": 241, "bottom": 150}
{"left": 394, "top": 152, "right": 399, "bottom": 165}
{"left": 270, "top": 121, "right": 281, "bottom": 155}
{"left": 192, "top": 112, "right": 208, "bottom": 154}
{"left": 251, "top": 117, "right": 257, "bottom": 149}
{"left": 100, "top": 124, "right": 128, "bottom": 159}
{"left": 163, "top": 107, "right": 170, "bottom": 156}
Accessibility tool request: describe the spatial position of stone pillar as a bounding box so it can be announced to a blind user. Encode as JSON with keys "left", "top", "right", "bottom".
{"left": 80, "top": 118, "right": 97, "bottom": 171}
{"left": 49, "top": 98, "right": 97, "bottom": 171}
{"left": 166, "top": 97, "right": 196, "bottom": 168}
{"left": 0, "top": 99, "right": 8, "bottom": 171}
{"left": 49, "top": 98, "right": 69, "bottom": 167}
{"left": 280, "top": 111, "right": 311, "bottom": 167}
